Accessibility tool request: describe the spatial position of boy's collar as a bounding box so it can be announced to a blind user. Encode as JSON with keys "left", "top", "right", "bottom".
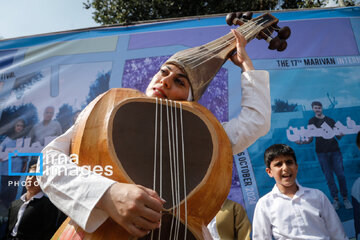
{"left": 272, "top": 180, "right": 308, "bottom": 199}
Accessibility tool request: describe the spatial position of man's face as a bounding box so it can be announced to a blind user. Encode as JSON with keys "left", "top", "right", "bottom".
{"left": 312, "top": 105, "right": 323, "bottom": 117}
{"left": 146, "top": 64, "right": 191, "bottom": 101}
{"left": 266, "top": 155, "right": 298, "bottom": 190}
{"left": 43, "top": 107, "right": 54, "bottom": 121}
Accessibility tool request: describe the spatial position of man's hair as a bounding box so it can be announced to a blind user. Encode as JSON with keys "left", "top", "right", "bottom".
{"left": 264, "top": 144, "right": 297, "bottom": 168}
{"left": 357, "top": 131, "right": 360, "bottom": 149}
{"left": 311, "top": 101, "right": 322, "bottom": 108}
{"left": 28, "top": 164, "right": 37, "bottom": 172}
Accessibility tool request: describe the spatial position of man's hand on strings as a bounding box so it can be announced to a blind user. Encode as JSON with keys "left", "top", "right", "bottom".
{"left": 230, "top": 29, "right": 254, "bottom": 72}
{"left": 97, "top": 182, "right": 165, "bottom": 237}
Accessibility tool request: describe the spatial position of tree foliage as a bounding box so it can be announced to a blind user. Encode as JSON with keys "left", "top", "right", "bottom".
{"left": 84, "top": 0, "right": 278, "bottom": 25}
{"left": 282, "top": 0, "right": 355, "bottom": 8}
{"left": 85, "top": 71, "right": 111, "bottom": 106}
{"left": 272, "top": 99, "right": 298, "bottom": 113}
{"left": 55, "top": 104, "right": 74, "bottom": 132}
{"left": 84, "top": 0, "right": 358, "bottom": 25}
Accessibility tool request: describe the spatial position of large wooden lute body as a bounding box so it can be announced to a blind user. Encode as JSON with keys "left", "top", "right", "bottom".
{"left": 52, "top": 88, "right": 233, "bottom": 240}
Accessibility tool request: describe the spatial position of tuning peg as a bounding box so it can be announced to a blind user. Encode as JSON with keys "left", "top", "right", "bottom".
{"left": 235, "top": 12, "right": 243, "bottom": 19}
{"left": 278, "top": 26, "right": 291, "bottom": 40}
{"left": 226, "top": 12, "right": 236, "bottom": 26}
{"left": 277, "top": 39, "right": 288, "bottom": 51}
{"left": 242, "top": 12, "right": 253, "bottom": 20}
{"left": 272, "top": 24, "right": 281, "bottom": 32}
{"left": 268, "top": 36, "right": 281, "bottom": 50}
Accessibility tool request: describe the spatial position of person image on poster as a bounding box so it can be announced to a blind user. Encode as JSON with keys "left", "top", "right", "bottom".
{"left": 36, "top": 29, "right": 271, "bottom": 237}
{"left": 0, "top": 119, "right": 28, "bottom": 209}
{"left": 29, "top": 106, "right": 62, "bottom": 147}
{"left": 252, "top": 144, "right": 348, "bottom": 240}
{"left": 296, "top": 101, "right": 352, "bottom": 210}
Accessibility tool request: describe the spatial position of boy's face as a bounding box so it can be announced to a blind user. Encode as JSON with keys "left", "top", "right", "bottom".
{"left": 266, "top": 155, "right": 298, "bottom": 190}
{"left": 146, "top": 64, "right": 191, "bottom": 101}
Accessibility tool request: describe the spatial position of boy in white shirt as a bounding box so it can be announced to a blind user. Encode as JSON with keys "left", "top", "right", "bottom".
{"left": 252, "top": 144, "right": 348, "bottom": 240}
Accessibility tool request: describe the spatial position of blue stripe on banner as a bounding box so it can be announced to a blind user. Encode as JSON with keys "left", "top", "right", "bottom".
{"left": 233, "top": 150, "right": 259, "bottom": 222}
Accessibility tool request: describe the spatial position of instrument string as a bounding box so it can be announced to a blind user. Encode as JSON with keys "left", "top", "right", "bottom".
{"left": 189, "top": 21, "right": 266, "bottom": 69}
{"left": 152, "top": 100, "right": 188, "bottom": 239}
{"left": 151, "top": 98, "right": 159, "bottom": 240}
{"left": 166, "top": 100, "right": 176, "bottom": 239}
{"left": 173, "top": 18, "right": 269, "bottom": 69}
{"left": 153, "top": 98, "right": 158, "bottom": 192}
{"left": 179, "top": 102, "right": 188, "bottom": 240}
{"left": 174, "top": 102, "right": 181, "bottom": 240}
{"left": 171, "top": 101, "right": 180, "bottom": 240}
{"left": 171, "top": 101, "right": 178, "bottom": 239}
{"left": 174, "top": 19, "right": 260, "bottom": 61}
{"left": 170, "top": 100, "right": 177, "bottom": 239}
{"left": 190, "top": 19, "right": 261, "bottom": 68}
{"left": 156, "top": 98, "right": 163, "bottom": 240}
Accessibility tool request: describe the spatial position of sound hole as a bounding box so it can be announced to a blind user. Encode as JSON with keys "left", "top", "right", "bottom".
{"left": 139, "top": 213, "right": 197, "bottom": 240}
{"left": 112, "top": 101, "right": 213, "bottom": 209}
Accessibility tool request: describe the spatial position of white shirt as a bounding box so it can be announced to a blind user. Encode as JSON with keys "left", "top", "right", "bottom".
{"left": 207, "top": 216, "right": 221, "bottom": 240}
{"left": 11, "top": 191, "right": 44, "bottom": 236}
{"left": 252, "top": 183, "right": 348, "bottom": 240}
{"left": 37, "top": 70, "right": 271, "bottom": 233}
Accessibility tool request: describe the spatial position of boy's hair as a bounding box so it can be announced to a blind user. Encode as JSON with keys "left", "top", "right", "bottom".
{"left": 264, "top": 144, "right": 297, "bottom": 168}
{"left": 357, "top": 131, "right": 360, "bottom": 149}
{"left": 311, "top": 101, "right": 322, "bottom": 108}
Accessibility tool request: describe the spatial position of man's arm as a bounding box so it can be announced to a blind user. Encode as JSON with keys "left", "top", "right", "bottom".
{"left": 37, "top": 127, "right": 114, "bottom": 232}
{"left": 37, "top": 127, "right": 164, "bottom": 236}
{"left": 223, "top": 70, "right": 271, "bottom": 155}
{"left": 222, "top": 30, "right": 271, "bottom": 154}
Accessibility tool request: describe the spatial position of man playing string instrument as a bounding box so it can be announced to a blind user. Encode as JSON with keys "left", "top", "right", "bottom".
{"left": 37, "top": 29, "right": 271, "bottom": 238}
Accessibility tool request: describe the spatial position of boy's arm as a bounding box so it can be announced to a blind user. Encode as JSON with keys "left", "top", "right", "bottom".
{"left": 320, "top": 191, "right": 349, "bottom": 240}
{"left": 252, "top": 199, "right": 273, "bottom": 240}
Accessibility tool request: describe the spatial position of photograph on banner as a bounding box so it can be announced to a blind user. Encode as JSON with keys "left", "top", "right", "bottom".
{"left": 0, "top": 60, "right": 113, "bottom": 236}
{"left": 248, "top": 66, "right": 360, "bottom": 237}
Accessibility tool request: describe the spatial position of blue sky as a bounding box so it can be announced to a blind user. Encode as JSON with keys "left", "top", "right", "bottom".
{"left": 0, "top": 0, "right": 99, "bottom": 39}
